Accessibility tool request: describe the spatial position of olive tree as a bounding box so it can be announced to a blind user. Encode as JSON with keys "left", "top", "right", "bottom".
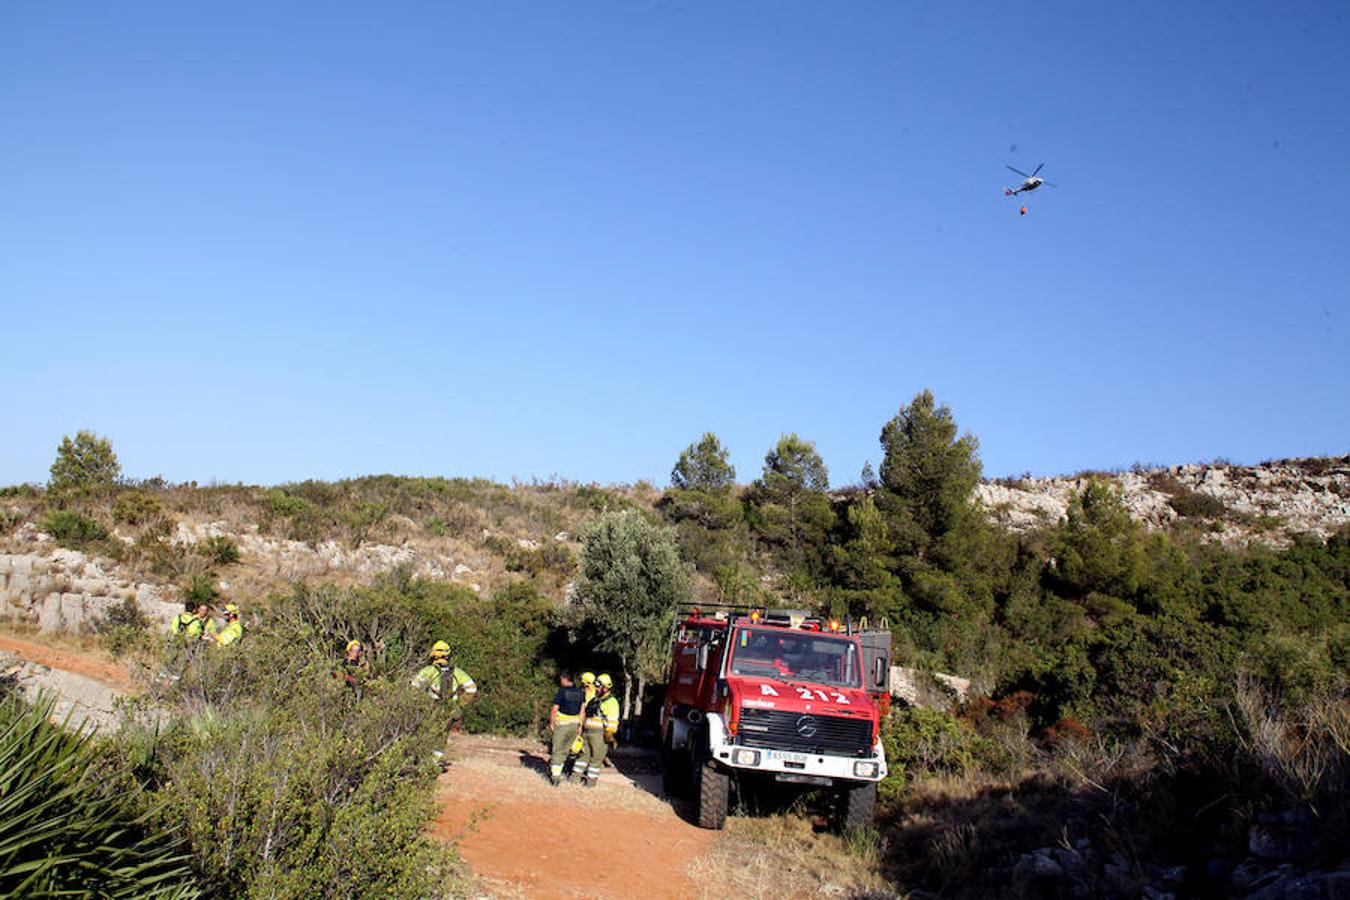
{"left": 571, "top": 510, "right": 690, "bottom": 721}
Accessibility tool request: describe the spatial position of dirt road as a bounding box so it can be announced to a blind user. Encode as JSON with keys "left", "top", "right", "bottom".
{"left": 0, "top": 630, "right": 141, "bottom": 731}
{"left": 430, "top": 734, "right": 716, "bottom": 899}
{"left": 0, "top": 632, "right": 136, "bottom": 692}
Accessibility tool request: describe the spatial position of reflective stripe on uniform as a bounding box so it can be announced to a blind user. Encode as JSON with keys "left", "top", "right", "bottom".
{"left": 216, "top": 621, "right": 243, "bottom": 646}
{"left": 584, "top": 695, "right": 620, "bottom": 732}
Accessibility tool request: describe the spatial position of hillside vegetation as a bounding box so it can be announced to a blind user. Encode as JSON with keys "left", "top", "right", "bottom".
{"left": 1, "top": 403, "right": 1347, "bottom": 898}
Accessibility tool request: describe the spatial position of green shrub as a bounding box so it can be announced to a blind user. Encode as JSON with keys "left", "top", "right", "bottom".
{"left": 504, "top": 541, "right": 575, "bottom": 578}
{"left": 196, "top": 535, "right": 240, "bottom": 565}
{"left": 266, "top": 489, "right": 312, "bottom": 518}
{"left": 341, "top": 501, "right": 387, "bottom": 548}
{"left": 97, "top": 597, "right": 152, "bottom": 657}
{"left": 879, "top": 706, "right": 996, "bottom": 797}
{"left": 144, "top": 678, "right": 457, "bottom": 897}
{"left": 1151, "top": 473, "right": 1228, "bottom": 519}
{"left": 135, "top": 529, "right": 187, "bottom": 578}
{"left": 1166, "top": 488, "right": 1227, "bottom": 519}
{"left": 43, "top": 509, "right": 109, "bottom": 547}
{"left": 0, "top": 692, "right": 195, "bottom": 898}
{"left": 126, "top": 577, "right": 521, "bottom": 895}
{"left": 113, "top": 489, "right": 165, "bottom": 525}
{"left": 181, "top": 574, "right": 218, "bottom": 605}
{"left": 251, "top": 579, "right": 561, "bottom": 734}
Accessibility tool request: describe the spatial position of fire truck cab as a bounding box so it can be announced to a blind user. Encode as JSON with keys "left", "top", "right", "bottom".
{"left": 660, "top": 607, "right": 889, "bottom": 830}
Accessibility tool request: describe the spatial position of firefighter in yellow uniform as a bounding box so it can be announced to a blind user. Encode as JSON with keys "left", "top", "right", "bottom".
{"left": 214, "top": 603, "right": 243, "bottom": 646}
{"left": 171, "top": 602, "right": 212, "bottom": 662}
{"left": 412, "top": 641, "right": 477, "bottom": 733}
{"left": 563, "top": 672, "right": 597, "bottom": 778}
{"left": 578, "top": 673, "right": 621, "bottom": 787}
{"left": 171, "top": 602, "right": 203, "bottom": 639}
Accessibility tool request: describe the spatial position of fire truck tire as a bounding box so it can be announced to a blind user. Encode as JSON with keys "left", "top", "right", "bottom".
{"left": 835, "top": 781, "right": 877, "bottom": 831}
{"left": 694, "top": 755, "right": 729, "bottom": 830}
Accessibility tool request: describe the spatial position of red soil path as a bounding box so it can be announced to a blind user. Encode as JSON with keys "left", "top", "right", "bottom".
{"left": 430, "top": 736, "right": 715, "bottom": 899}
{"left": 0, "top": 632, "right": 136, "bottom": 693}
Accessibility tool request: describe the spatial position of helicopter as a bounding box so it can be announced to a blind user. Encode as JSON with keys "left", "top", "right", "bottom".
{"left": 1004, "top": 164, "right": 1056, "bottom": 215}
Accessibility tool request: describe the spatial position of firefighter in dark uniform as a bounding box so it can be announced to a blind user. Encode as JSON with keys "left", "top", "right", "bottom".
{"left": 548, "top": 670, "right": 586, "bottom": 786}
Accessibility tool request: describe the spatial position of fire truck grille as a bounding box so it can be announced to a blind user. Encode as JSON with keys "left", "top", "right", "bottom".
{"left": 737, "top": 708, "right": 872, "bottom": 758}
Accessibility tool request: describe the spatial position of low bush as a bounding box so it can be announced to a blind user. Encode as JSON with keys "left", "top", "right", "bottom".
{"left": 340, "top": 501, "right": 388, "bottom": 548}
{"left": 43, "top": 509, "right": 109, "bottom": 547}
{"left": 113, "top": 490, "right": 165, "bottom": 525}
{"left": 1150, "top": 473, "right": 1228, "bottom": 519}
{"left": 120, "top": 575, "right": 560, "bottom": 895}
{"left": 142, "top": 671, "right": 457, "bottom": 896}
{"left": 181, "top": 573, "right": 218, "bottom": 605}
{"left": 266, "top": 489, "right": 311, "bottom": 518}
{"left": 195, "top": 535, "right": 240, "bottom": 566}
{"left": 880, "top": 706, "right": 998, "bottom": 796}
{"left": 97, "top": 596, "right": 152, "bottom": 657}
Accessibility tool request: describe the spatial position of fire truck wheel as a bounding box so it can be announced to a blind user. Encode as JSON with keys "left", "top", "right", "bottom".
{"left": 694, "top": 755, "right": 729, "bottom": 830}
{"left": 835, "top": 781, "right": 877, "bottom": 831}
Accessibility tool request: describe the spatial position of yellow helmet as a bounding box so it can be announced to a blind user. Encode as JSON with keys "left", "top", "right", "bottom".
{"left": 597, "top": 673, "right": 613, "bottom": 689}
{"left": 224, "top": 603, "right": 240, "bottom": 615}
{"left": 345, "top": 639, "right": 361, "bottom": 653}
{"left": 580, "top": 672, "right": 596, "bottom": 685}
{"left": 430, "top": 640, "right": 451, "bottom": 658}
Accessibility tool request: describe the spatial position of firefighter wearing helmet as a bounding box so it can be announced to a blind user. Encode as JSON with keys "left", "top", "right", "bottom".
{"left": 214, "top": 602, "right": 243, "bottom": 647}
{"left": 412, "top": 640, "right": 477, "bottom": 734}
{"left": 563, "top": 672, "right": 598, "bottom": 778}
{"left": 578, "top": 673, "right": 621, "bottom": 787}
{"left": 338, "top": 639, "right": 370, "bottom": 696}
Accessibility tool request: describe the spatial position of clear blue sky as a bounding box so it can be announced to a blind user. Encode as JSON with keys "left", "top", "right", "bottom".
{"left": 3, "top": 2, "right": 1347, "bottom": 487}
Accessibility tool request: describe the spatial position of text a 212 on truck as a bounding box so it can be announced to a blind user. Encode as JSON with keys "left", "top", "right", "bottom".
{"left": 659, "top": 606, "right": 892, "bottom": 830}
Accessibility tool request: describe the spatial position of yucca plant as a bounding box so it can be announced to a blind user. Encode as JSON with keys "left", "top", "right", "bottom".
{"left": 0, "top": 691, "right": 197, "bottom": 898}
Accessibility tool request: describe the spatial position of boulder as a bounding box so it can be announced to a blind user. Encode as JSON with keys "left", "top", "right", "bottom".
{"left": 38, "top": 593, "right": 64, "bottom": 631}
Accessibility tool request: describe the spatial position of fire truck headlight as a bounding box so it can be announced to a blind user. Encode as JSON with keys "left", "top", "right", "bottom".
{"left": 732, "top": 749, "right": 761, "bottom": 767}
{"left": 853, "top": 761, "right": 879, "bottom": 779}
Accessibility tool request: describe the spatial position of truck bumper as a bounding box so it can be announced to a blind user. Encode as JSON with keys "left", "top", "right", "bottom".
{"left": 704, "top": 713, "right": 888, "bottom": 784}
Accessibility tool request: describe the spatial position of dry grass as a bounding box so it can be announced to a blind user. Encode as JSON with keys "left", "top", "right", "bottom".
{"left": 690, "top": 813, "right": 896, "bottom": 899}
{"left": 1229, "top": 675, "right": 1350, "bottom": 816}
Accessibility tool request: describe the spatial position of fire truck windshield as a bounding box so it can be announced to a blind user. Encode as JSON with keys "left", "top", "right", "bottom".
{"left": 728, "top": 628, "right": 861, "bottom": 688}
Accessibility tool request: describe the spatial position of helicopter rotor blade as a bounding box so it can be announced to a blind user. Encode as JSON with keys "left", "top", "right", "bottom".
{"left": 1006, "top": 165, "right": 1031, "bottom": 178}
{"left": 1031, "top": 163, "right": 1044, "bottom": 177}
{"left": 1044, "top": 182, "right": 1058, "bottom": 188}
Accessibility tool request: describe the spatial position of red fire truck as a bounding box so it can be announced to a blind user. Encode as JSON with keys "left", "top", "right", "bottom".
{"left": 659, "top": 606, "right": 891, "bottom": 830}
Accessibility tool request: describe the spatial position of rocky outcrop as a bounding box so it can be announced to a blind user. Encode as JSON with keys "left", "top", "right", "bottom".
{"left": 976, "top": 457, "right": 1350, "bottom": 545}
{"left": 169, "top": 521, "right": 466, "bottom": 585}
{"left": 0, "top": 550, "right": 180, "bottom": 633}
{"left": 0, "top": 651, "right": 127, "bottom": 732}
{"left": 890, "top": 666, "right": 972, "bottom": 709}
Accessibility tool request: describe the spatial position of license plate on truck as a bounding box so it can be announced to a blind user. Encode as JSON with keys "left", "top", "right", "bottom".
{"left": 766, "top": 750, "right": 807, "bottom": 764}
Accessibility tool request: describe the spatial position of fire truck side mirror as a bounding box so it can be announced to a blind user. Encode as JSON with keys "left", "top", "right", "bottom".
{"left": 696, "top": 642, "right": 711, "bottom": 672}
{"left": 874, "top": 655, "right": 888, "bottom": 688}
